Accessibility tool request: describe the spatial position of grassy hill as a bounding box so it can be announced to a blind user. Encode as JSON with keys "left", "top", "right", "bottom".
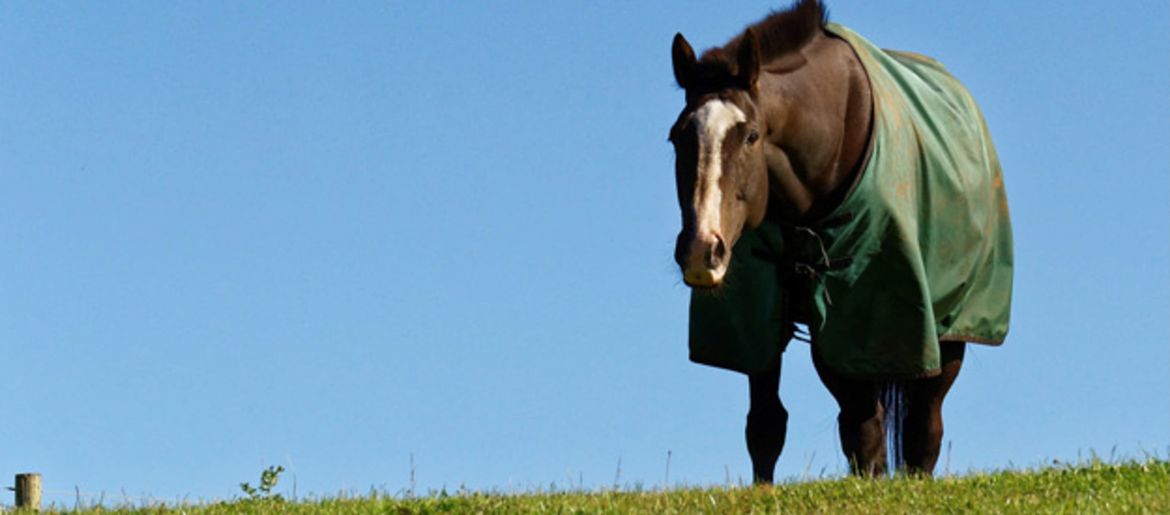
{"left": 36, "top": 459, "right": 1170, "bottom": 513}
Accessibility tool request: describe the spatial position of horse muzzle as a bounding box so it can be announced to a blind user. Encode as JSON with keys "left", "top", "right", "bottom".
{"left": 677, "top": 231, "right": 729, "bottom": 288}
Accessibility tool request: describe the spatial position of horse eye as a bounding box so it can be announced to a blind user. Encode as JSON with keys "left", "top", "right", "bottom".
{"left": 746, "top": 130, "right": 760, "bottom": 145}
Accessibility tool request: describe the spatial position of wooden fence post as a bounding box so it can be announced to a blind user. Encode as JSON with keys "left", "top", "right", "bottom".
{"left": 15, "top": 473, "right": 41, "bottom": 511}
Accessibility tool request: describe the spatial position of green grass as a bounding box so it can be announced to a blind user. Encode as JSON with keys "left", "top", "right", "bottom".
{"left": 30, "top": 459, "right": 1170, "bottom": 514}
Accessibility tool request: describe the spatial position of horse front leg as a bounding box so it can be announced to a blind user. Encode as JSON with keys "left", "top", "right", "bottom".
{"left": 902, "top": 341, "right": 965, "bottom": 476}
{"left": 812, "top": 348, "right": 887, "bottom": 477}
{"left": 746, "top": 363, "right": 788, "bottom": 484}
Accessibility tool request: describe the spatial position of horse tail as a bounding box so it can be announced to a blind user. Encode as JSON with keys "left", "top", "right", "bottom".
{"left": 881, "top": 380, "right": 907, "bottom": 474}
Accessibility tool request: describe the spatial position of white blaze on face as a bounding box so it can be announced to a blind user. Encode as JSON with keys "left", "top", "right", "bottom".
{"left": 690, "top": 99, "right": 747, "bottom": 239}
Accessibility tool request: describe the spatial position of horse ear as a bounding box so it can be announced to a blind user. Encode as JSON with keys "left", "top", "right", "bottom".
{"left": 672, "top": 33, "right": 696, "bottom": 90}
{"left": 737, "top": 29, "right": 761, "bottom": 93}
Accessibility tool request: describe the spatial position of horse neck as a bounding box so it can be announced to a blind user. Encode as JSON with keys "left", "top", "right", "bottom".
{"left": 758, "top": 34, "right": 873, "bottom": 224}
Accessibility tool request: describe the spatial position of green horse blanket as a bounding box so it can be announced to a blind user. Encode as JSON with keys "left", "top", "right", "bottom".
{"left": 688, "top": 24, "right": 1013, "bottom": 378}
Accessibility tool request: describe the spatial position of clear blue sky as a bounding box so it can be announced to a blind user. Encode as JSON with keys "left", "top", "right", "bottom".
{"left": 1, "top": 0, "right": 1167, "bottom": 505}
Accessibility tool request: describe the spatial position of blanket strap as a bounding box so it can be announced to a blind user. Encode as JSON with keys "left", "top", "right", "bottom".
{"left": 752, "top": 214, "right": 855, "bottom": 308}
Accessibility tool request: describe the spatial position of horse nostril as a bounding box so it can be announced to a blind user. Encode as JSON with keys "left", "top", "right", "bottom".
{"left": 713, "top": 235, "right": 728, "bottom": 263}
{"left": 704, "top": 235, "right": 728, "bottom": 269}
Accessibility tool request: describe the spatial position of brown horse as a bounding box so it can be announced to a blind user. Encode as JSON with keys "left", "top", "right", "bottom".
{"left": 669, "top": 0, "right": 1009, "bottom": 482}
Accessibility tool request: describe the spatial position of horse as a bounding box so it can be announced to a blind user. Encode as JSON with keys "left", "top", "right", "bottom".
{"left": 667, "top": 0, "right": 1012, "bottom": 482}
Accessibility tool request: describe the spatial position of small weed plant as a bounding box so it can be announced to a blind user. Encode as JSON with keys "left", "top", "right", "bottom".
{"left": 239, "top": 465, "right": 285, "bottom": 502}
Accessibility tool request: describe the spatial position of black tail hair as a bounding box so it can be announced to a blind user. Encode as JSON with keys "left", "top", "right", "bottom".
{"left": 882, "top": 381, "right": 907, "bottom": 474}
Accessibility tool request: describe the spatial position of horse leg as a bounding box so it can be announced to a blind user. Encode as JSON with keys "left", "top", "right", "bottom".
{"left": 746, "top": 363, "right": 788, "bottom": 484}
{"left": 812, "top": 348, "right": 887, "bottom": 477}
{"left": 902, "top": 341, "right": 965, "bottom": 476}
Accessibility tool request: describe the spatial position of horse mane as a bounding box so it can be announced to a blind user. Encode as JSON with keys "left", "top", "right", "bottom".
{"left": 698, "top": 0, "right": 828, "bottom": 73}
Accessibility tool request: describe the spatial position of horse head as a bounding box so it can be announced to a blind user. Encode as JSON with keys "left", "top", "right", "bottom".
{"left": 669, "top": 30, "right": 768, "bottom": 289}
